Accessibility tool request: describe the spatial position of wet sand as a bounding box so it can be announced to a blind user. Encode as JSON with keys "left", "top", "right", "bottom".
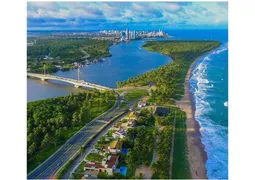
{"left": 176, "top": 57, "right": 208, "bottom": 179}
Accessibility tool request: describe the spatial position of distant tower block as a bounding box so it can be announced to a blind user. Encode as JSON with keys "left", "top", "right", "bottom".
{"left": 126, "top": 28, "right": 129, "bottom": 40}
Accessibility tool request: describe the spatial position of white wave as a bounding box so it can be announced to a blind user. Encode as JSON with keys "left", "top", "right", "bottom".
{"left": 189, "top": 43, "right": 228, "bottom": 179}
{"left": 224, "top": 101, "right": 228, "bottom": 107}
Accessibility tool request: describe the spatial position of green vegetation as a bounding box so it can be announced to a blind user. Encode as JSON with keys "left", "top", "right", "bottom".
{"left": 118, "top": 40, "right": 220, "bottom": 178}
{"left": 86, "top": 153, "right": 104, "bottom": 162}
{"left": 27, "top": 89, "right": 116, "bottom": 172}
{"left": 118, "top": 40, "right": 221, "bottom": 103}
{"left": 76, "top": 161, "right": 86, "bottom": 173}
{"left": 119, "top": 101, "right": 130, "bottom": 109}
{"left": 95, "top": 135, "right": 112, "bottom": 149}
{"left": 124, "top": 89, "right": 148, "bottom": 101}
{"left": 151, "top": 126, "right": 173, "bottom": 179}
{"left": 172, "top": 108, "right": 191, "bottom": 179}
{"left": 125, "top": 127, "right": 154, "bottom": 176}
{"left": 27, "top": 38, "right": 111, "bottom": 73}
{"left": 136, "top": 108, "right": 155, "bottom": 126}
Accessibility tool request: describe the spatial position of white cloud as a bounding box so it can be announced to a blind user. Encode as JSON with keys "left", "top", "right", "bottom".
{"left": 27, "top": 2, "right": 228, "bottom": 29}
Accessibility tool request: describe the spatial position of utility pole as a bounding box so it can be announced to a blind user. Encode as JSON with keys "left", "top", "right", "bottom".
{"left": 77, "top": 66, "right": 80, "bottom": 81}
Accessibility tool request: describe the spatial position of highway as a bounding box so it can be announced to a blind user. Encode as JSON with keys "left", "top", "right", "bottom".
{"left": 27, "top": 93, "right": 133, "bottom": 179}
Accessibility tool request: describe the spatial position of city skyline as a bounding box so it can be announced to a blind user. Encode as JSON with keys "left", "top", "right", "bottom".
{"left": 27, "top": 2, "right": 228, "bottom": 30}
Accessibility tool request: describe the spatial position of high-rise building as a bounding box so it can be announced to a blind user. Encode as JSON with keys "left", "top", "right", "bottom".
{"left": 121, "top": 31, "right": 125, "bottom": 41}
{"left": 133, "top": 30, "right": 136, "bottom": 39}
{"left": 126, "top": 28, "right": 129, "bottom": 40}
{"left": 129, "top": 32, "right": 132, "bottom": 40}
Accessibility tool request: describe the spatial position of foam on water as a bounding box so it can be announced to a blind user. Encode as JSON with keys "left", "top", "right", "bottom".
{"left": 224, "top": 101, "right": 228, "bottom": 107}
{"left": 190, "top": 43, "right": 228, "bottom": 179}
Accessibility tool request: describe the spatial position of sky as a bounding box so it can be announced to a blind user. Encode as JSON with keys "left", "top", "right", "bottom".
{"left": 27, "top": 2, "right": 228, "bottom": 31}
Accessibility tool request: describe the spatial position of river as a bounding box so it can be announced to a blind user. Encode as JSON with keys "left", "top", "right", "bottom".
{"left": 27, "top": 40, "right": 170, "bottom": 102}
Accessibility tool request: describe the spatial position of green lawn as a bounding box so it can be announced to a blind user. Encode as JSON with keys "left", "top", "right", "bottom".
{"left": 124, "top": 89, "right": 148, "bottom": 101}
{"left": 119, "top": 101, "right": 130, "bottom": 109}
{"left": 76, "top": 161, "right": 86, "bottom": 173}
{"left": 172, "top": 109, "right": 191, "bottom": 179}
{"left": 86, "top": 153, "right": 104, "bottom": 162}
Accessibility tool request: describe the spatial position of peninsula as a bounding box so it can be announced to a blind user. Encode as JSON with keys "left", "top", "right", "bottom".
{"left": 117, "top": 40, "right": 221, "bottom": 178}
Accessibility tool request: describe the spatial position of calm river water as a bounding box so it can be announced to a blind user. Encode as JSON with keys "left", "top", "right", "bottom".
{"left": 27, "top": 40, "right": 170, "bottom": 102}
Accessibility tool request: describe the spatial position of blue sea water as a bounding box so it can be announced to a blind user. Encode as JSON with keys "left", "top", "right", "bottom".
{"left": 170, "top": 29, "right": 228, "bottom": 179}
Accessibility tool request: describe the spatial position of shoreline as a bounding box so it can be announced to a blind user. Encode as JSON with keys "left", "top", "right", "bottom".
{"left": 176, "top": 56, "right": 208, "bottom": 179}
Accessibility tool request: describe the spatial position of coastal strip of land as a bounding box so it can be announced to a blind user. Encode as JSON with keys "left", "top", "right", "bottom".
{"left": 118, "top": 40, "right": 221, "bottom": 178}
{"left": 176, "top": 56, "right": 208, "bottom": 179}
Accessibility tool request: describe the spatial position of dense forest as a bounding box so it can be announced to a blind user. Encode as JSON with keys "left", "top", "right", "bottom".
{"left": 27, "top": 38, "right": 111, "bottom": 73}
{"left": 27, "top": 89, "right": 116, "bottom": 170}
{"left": 117, "top": 40, "right": 221, "bottom": 103}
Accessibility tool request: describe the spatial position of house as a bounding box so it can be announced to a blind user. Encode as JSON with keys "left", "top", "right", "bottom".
{"left": 138, "top": 96, "right": 149, "bottom": 108}
{"left": 127, "top": 112, "right": 138, "bottom": 120}
{"left": 103, "top": 155, "right": 119, "bottom": 175}
{"left": 112, "top": 128, "right": 127, "bottom": 139}
{"left": 154, "top": 106, "right": 170, "bottom": 116}
{"left": 84, "top": 161, "right": 105, "bottom": 173}
{"left": 84, "top": 155, "right": 119, "bottom": 177}
{"left": 108, "top": 139, "right": 122, "bottom": 154}
{"left": 84, "top": 170, "right": 99, "bottom": 178}
{"left": 127, "top": 120, "right": 136, "bottom": 127}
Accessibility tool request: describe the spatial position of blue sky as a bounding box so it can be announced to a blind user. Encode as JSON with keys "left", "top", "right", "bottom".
{"left": 27, "top": 2, "right": 228, "bottom": 30}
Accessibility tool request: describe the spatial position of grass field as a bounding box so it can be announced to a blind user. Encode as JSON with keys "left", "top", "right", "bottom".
{"left": 124, "top": 89, "right": 148, "bottom": 101}
{"left": 172, "top": 109, "right": 191, "bottom": 179}
{"left": 86, "top": 153, "right": 104, "bottom": 162}
{"left": 119, "top": 101, "right": 130, "bottom": 109}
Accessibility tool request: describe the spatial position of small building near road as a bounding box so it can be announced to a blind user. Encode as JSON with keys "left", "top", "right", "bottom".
{"left": 84, "top": 170, "right": 99, "bottom": 178}
{"left": 127, "top": 112, "right": 138, "bottom": 120}
{"left": 108, "top": 139, "right": 122, "bottom": 154}
{"left": 138, "top": 96, "right": 149, "bottom": 108}
{"left": 84, "top": 155, "right": 119, "bottom": 177}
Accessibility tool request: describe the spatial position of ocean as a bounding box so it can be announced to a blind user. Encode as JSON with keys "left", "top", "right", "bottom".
{"left": 167, "top": 29, "right": 228, "bottom": 179}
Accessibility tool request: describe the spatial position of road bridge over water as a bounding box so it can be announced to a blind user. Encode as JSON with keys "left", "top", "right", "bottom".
{"left": 27, "top": 73, "right": 112, "bottom": 90}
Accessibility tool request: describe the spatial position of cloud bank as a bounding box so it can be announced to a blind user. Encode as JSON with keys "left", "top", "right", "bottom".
{"left": 27, "top": 2, "right": 228, "bottom": 30}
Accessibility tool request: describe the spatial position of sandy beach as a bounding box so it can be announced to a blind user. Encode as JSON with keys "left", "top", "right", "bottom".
{"left": 176, "top": 57, "right": 208, "bottom": 179}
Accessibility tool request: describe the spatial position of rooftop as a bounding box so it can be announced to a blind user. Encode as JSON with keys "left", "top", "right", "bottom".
{"left": 154, "top": 106, "right": 170, "bottom": 116}
{"left": 109, "top": 139, "right": 122, "bottom": 149}
{"left": 85, "top": 162, "right": 105, "bottom": 169}
{"left": 105, "top": 155, "right": 119, "bottom": 168}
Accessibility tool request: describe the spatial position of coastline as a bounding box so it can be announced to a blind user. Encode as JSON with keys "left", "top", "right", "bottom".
{"left": 176, "top": 56, "right": 208, "bottom": 179}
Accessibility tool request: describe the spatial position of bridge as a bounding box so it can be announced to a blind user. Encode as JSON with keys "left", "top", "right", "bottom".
{"left": 27, "top": 66, "right": 112, "bottom": 90}
{"left": 27, "top": 73, "right": 112, "bottom": 90}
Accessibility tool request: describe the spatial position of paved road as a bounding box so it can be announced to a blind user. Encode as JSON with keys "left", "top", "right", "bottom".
{"left": 61, "top": 104, "right": 135, "bottom": 179}
{"left": 27, "top": 92, "right": 135, "bottom": 179}
{"left": 27, "top": 94, "right": 125, "bottom": 179}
